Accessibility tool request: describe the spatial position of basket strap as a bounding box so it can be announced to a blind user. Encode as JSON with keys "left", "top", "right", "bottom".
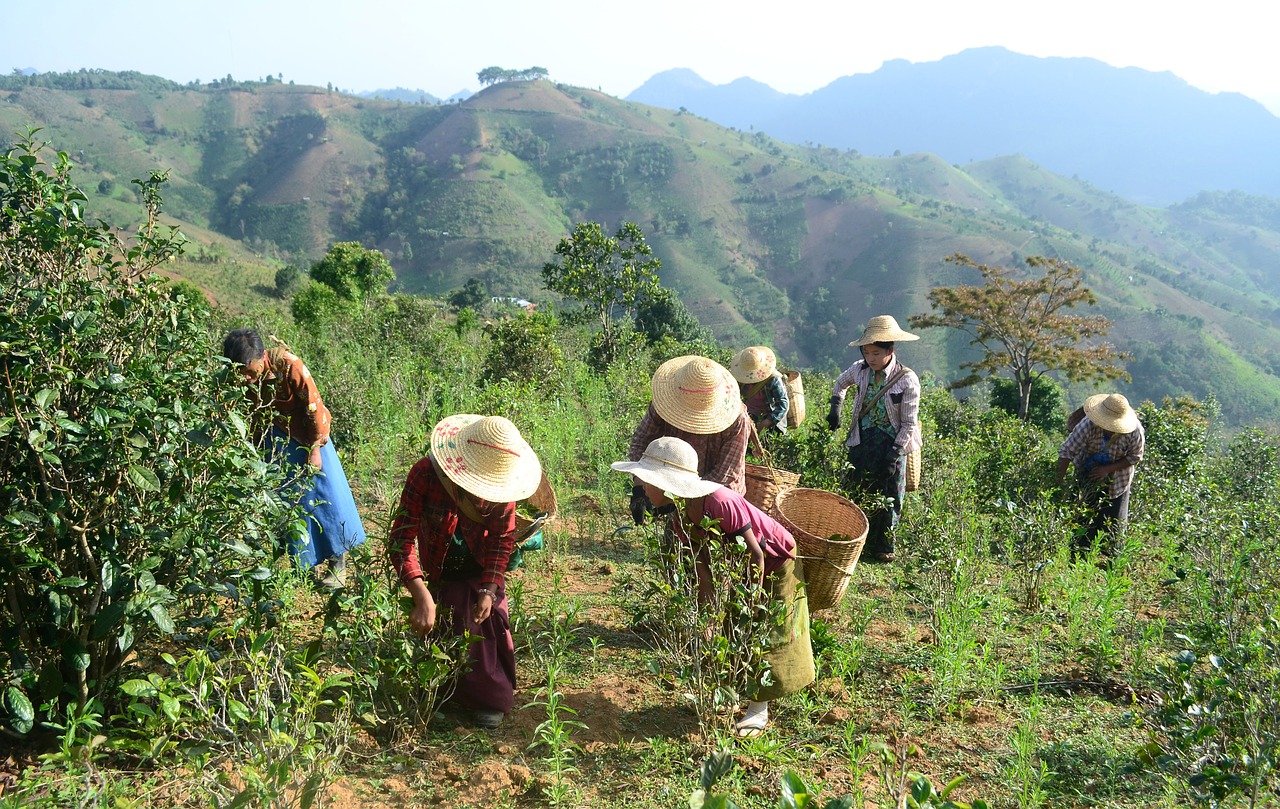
{"left": 747, "top": 420, "right": 788, "bottom": 488}
{"left": 857, "top": 366, "right": 908, "bottom": 421}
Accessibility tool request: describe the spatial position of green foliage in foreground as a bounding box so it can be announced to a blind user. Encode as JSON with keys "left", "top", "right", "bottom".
{"left": 0, "top": 137, "right": 286, "bottom": 733}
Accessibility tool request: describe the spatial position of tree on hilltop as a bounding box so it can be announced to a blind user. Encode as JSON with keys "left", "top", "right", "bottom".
{"left": 910, "top": 253, "right": 1129, "bottom": 421}
{"left": 477, "top": 66, "right": 550, "bottom": 86}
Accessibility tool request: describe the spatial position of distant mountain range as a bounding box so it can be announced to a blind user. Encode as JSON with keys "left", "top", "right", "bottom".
{"left": 4, "top": 69, "right": 1280, "bottom": 426}
{"left": 628, "top": 47, "right": 1280, "bottom": 206}
{"left": 356, "top": 87, "right": 473, "bottom": 105}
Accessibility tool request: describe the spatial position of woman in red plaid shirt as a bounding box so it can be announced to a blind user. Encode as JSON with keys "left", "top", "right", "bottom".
{"left": 390, "top": 414, "right": 542, "bottom": 729}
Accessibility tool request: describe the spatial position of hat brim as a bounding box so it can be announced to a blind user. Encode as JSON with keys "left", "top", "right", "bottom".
{"left": 431, "top": 414, "right": 542, "bottom": 502}
{"left": 851, "top": 330, "right": 919, "bottom": 346}
{"left": 611, "top": 459, "right": 722, "bottom": 499}
{"left": 1083, "top": 394, "right": 1139, "bottom": 434}
{"left": 650, "top": 356, "right": 742, "bottom": 434}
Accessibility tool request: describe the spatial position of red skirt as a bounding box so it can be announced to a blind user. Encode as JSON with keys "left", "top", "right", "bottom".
{"left": 431, "top": 579, "right": 517, "bottom": 713}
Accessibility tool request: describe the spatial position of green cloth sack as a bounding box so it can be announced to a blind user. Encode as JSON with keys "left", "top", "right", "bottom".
{"left": 505, "top": 532, "right": 545, "bottom": 572}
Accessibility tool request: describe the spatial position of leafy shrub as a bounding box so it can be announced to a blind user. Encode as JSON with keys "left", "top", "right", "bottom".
{"left": 483, "top": 311, "right": 565, "bottom": 385}
{"left": 116, "top": 625, "right": 353, "bottom": 807}
{"left": 0, "top": 136, "right": 284, "bottom": 735}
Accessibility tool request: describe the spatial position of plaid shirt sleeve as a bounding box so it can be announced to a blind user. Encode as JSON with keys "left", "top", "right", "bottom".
{"left": 890, "top": 370, "right": 920, "bottom": 454}
{"left": 629, "top": 403, "right": 662, "bottom": 462}
{"left": 389, "top": 457, "right": 435, "bottom": 584}
{"left": 703, "top": 408, "right": 751, "bottom": 493}
{"left": 830, "top": 364, "right": 860, "bottom": 406}
{"left": 1058, "top": 419, "right": 1092, "bottom": 461}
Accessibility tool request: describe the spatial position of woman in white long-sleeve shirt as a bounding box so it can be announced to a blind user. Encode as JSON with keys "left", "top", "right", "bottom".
{"left": 826, "top": 316, "right": 922, "bottom": 563}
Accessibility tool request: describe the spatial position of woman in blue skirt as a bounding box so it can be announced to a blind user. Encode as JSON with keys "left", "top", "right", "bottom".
{"left": 223, "top": 328, "right": 366, "bottom": 588}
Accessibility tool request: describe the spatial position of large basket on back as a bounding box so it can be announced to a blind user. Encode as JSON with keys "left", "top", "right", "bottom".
{"left": 744, "top": 463, "right": 800, "bottom": 516}
{"left": 516, "top": 472, "right": 558, "bottom": 535}
{"left": 782, "top": 369, "right": 806, "bottom": 427}
{"left": 775, "top": 488, "right": 868, "bottom": 613}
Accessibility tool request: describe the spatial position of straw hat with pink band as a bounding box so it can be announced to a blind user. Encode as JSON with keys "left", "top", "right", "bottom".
{"left": 729, "top": 346, "right": 778, "bottom": 384}
{"left": 649, "top": 355, "right": 742, "bottom": 435}
{"left": 430, "top": 414, "right": 543, "bottom": 502}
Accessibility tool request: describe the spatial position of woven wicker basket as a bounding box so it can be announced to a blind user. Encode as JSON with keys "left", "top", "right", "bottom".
{"left": 774, "top": 488, "right": 868, "bottom": 613}
{"left": 905, "top": 447, "right": 921, "bottom": 492}
{"left": 782, "top": 369, "right": 806, "bottom": 427}
{"left": 744, "top": 463, "right": 800, "bottom": 516}
{"left": 515, "top": 472, "right": 558, "bottom": 534}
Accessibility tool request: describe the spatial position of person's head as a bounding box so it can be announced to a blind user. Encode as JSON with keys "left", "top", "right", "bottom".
{"left": 859, "top": 341, "right": 895, "bottom": 372}
{"left": 430, "top": 414, "right": 543, "bottom": 503}
{"left": 649, "top": 356, "right": 742, "bottom": 435}
{"left": 729, "top": 346, "right": 777, "bottom": 384}
{"left": 850, "top": 315, "right": 918, "bottom": 372}
{"left": 222, "top": 328, "right": 268, "bottom": 382}
{"left": 611, "top": 437, "right": 721, "bottom": 507}
{"left": 1083, "top": 393, "right": 1139, "bottom": 435}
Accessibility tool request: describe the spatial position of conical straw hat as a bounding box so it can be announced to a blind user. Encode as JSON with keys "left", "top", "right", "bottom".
{"left": 430, "top": 414, "right": 543, "bottom": 502}
{"left": 849, "top": 315, "right": 920, "bottom": 346}
{"left": 650, "top": 356, "right": 742, "bottom": 435}
{"left": 1083, "top": 393, "right": 1139, "bottom": 434}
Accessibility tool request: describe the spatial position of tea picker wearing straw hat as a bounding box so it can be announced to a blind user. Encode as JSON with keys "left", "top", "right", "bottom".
{"left": 627, "top": 356, "right": 753, "bottom": 524}
{"left": 827, "top": 316, "right": 922, "bottom": 564}
{"left": 612, "top": 437, "right": 815, "bottom": 738}
{"left": 1055, "top": 393, "right": 1145, "bottom": 561}
{"left": 730, "top": 346, "right": 790, "bottom": 436}
{"left": 390, "top": 414, "right": 542, "bottom": 729}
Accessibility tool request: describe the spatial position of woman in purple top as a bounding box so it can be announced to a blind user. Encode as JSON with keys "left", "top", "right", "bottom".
{"left": 613, "top": 437, "right": 815, "bottom": 737}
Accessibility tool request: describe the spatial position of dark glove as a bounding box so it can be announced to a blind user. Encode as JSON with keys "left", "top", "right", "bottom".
{"left": 826, "top": 396, "right": 842, "bottom": 431}
{"left": 630, "top": 484, "right": 651, "bottom": 526}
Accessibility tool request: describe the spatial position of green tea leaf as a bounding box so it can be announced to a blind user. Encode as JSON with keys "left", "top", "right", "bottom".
{"left": 127, "top": 464, "right": 161, "bottom": 492}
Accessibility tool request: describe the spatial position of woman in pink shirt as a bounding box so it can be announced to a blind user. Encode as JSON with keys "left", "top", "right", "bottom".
{"left": 613, "top": 437, "right": 814, "bottom": 737}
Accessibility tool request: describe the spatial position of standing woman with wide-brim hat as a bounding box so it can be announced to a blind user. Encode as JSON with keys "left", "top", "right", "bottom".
{"left": 389, "top": 414, "right": 542, "bottom": 729}
{"left": 626, "top": 355, "right": 753, "bottom": 525}
{"left": 826, "top": 316, "right": 922, "bottom": 563}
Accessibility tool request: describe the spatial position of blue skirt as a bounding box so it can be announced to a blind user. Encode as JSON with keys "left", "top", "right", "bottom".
{"left": 271, "top": 428, "right": 367, "bottom": 567}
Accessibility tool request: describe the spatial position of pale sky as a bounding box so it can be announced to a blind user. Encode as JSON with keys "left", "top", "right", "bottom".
{"left": 10, "top": 0, "right": 1279, "bottom": 114}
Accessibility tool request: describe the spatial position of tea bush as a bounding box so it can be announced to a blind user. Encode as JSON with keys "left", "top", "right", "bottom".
{"left": 0, "top": 136, "right": 286, "bottom": 734}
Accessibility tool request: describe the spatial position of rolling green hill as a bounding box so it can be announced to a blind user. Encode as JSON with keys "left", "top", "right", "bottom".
{"left": 5, "top": 71, "right": 1280, "bottom": 426}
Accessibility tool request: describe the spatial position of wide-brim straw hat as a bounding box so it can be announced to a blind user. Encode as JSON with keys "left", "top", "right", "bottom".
{"left": 430, "top": 414, "right": 543, "bottom": 502}
{"left": 1084, "top": 393, "right": 1139, "bottom": 434}
{"left": 729, "top": 346, "right": 778, "bottom": 383}
{"left": 850, "top": 315, "right": 920, "bottom": 346}
{"left": 611, "top": 437, "right": 722, "bottom": 499}
{"left": 650, "top": 356, "right": 742, "bottom": 434}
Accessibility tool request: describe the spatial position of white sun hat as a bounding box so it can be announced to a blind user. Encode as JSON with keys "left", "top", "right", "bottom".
{"left": 611, "top": 437, "right": 722, "bottom": 499}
